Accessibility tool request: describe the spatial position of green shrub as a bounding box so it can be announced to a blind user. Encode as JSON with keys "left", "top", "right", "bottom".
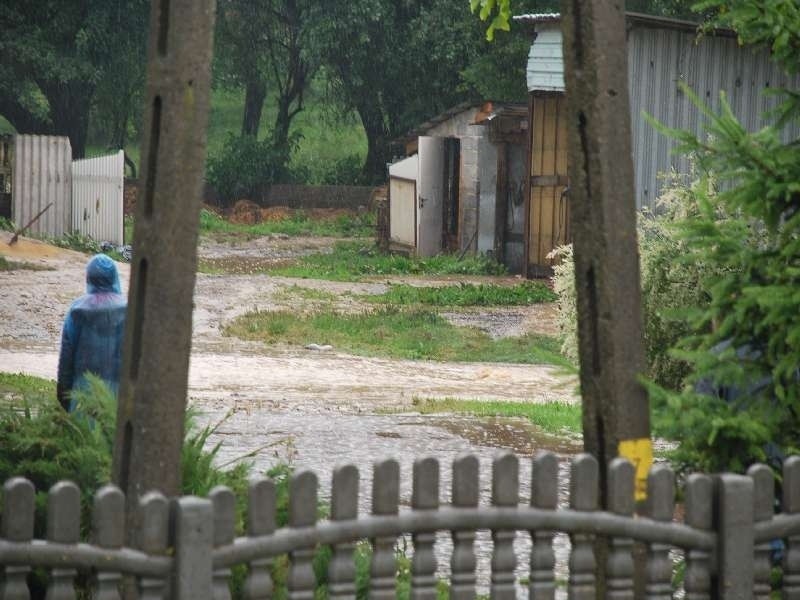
{"left": 550, "top": 174, "right": 725, "bottom": 391}
{"left": 207, "top": 134, "right": 300, "bottom": 201}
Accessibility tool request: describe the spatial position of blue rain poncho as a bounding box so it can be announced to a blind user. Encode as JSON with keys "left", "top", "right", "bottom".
{"left": 57, "top": 254, "right": 127, "bottom": 411}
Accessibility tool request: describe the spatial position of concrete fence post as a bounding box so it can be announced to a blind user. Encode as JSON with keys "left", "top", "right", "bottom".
{"left": 713, "top": 474, "right": 754, "bottom": 599}
{"left": 173, "top": 497, "right": 214, "bottom": 600}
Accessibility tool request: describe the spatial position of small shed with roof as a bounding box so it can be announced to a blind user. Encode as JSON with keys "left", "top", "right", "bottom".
{"left": 388, "top": 101, "right": 529, "bottom": 274}
{"left": 516, "top": 12, "right": 800, "bottom": 275}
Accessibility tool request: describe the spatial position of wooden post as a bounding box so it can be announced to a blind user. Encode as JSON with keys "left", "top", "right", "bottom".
{"left": 558, "top": 0, "right": 651, "bottom": 500}
{"left": 112, "top": 0, "right": 216, "bottom": 509}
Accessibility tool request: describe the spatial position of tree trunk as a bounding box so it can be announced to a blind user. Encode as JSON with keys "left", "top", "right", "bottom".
{"left": 241, "top": 78, "right": 267, "bottom": 137}
{"left": 43, "top": 82, "right": 93, "bottom": 158}
{"left": 357, "top": 102, "right": 392, "bottom": 184}
{"left": 272, "top": 94, "right": 295, "bottom": 165}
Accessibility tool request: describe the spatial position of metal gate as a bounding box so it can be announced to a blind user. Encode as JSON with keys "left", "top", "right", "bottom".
{"left": 72, "top": 150, "right": 125, "bottom": 245}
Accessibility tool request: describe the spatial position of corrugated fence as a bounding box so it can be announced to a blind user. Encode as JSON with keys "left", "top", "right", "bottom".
{"left": 10, "top": 135, "right": 124, "bottom": 243}
{"left": 72, "top": 150, "right": 124, "bottom": 244}
{"left": 12, "top": 135, "right": 72, "bottom": 237}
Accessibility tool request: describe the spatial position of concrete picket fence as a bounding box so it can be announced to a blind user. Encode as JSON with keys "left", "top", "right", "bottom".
{"left": 0, "top": 452, "right": 798, "bottom": 599}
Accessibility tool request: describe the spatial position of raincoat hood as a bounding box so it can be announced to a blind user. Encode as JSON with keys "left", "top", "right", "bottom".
{"left": 86, "top": 254, "right": 122, "bottom": 294}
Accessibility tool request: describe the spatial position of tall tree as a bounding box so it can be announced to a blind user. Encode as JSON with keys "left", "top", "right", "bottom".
{"left": 216, "top": 0, "right": 315, "bottom": 157}
{"left": 0, "top": 0, "right": 149, "bottom": 158}
{"left": 216, "top": 0, "right": 272, "bottom": 136}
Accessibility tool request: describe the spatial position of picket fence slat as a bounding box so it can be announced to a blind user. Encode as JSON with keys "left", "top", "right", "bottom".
{"left": 243, "top": 479, "right": 276, "bottom": 600}
{"left": 47, "top": 481, "right": 80, "bottom": 600}
{"left": 370, "top": 459, "right": 400, "bottom": 600}
{"left": 568, "top": 453, "right": 598, "bottom": 600}
{"left": 136, "top": 491, "right": 170, "bottom": 600}
{"left": 411, "top": 457, "right": 439, "bottom": 600}
{"left": 784, "top": 456, "right": 800, "bottom": 599}
{"left": 684, "top": 474, "right": 713, "bottom": 600}
{"left": 328, "top": 465, "right": 358, "bottom": 600}
{"left": 529, "top": 451, "right": 558, "bottom": 600}
{"left": 749, "top": 464, "right": 774, "bottom": 600}
{"left": 91, "top": 485, "right": 125, "bottom": 600}
{"left": 288, "top": 471, "right": 317, "bottom": 600}
{"left": 646, "top": 465, "right": 675, "bottom": 599}
{"left": 1, "top": 478, "right": 35, "bottom": 600}
{"left": 606, "top": 458, "right": 635, "bottom": 599}
{"left": 491, "top": 452, "right": 519, "bottom": 600}
{"left": 211, "top": 486, "right": 236, "bottom": 600}
{"left": 450, "top": 454, "right": 478, "bottom": 600}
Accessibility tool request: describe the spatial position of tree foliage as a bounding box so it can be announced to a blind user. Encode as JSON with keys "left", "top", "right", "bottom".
{"left": 0, "top": 0, "right": 149, "bottom": 158}
{"left": 642, "top": 0, "right": 800, "bottom": 473}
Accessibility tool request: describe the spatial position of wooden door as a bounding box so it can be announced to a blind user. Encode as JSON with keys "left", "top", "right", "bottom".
{"left": 526, "top": 93, "right": 570, "bottom": 276}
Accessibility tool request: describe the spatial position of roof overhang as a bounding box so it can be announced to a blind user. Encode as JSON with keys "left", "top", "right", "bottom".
{"left": 512, "top": 11, "right": 735, "bottom": 37}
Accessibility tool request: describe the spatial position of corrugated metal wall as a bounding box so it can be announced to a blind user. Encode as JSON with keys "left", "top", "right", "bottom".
{"left": 72, "top": 150, "right": 125, "bottom": 244}
{"left": 526, "top": 23, "right": 800, "bottom": 210}
{"left": 12, "top": 135, "right": 72, "bottom": 237}
{"left": 627, "top": 27, "right": 800, "bottom": 208}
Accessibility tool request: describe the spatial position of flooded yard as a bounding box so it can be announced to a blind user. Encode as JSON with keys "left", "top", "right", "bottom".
{"left": 0, "top": 229, "right": 580, "bottom": 596}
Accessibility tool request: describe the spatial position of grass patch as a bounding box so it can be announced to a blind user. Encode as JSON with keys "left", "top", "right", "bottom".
{"left": 367, "top": 281, "right": 556, "bottom": 306}
{"left": 226, "top": 306, "right": 571, "bottom": 366}
{"left": 199, "top": 208, "right": 375, "bottom": 239}
{"left": 0, "top": 372, "right": 56, "bottom": 403}
{"left": 270, "top": 242, "right": 507, "bottom": 282}
{"left": 274, "top": 284, "right": 340, "bottom": 304}
{"left": 0, "top": 255, "right": 53, "bottom": 271}
{"left": 411, "top": 397, "right": 582, "bottom": 435}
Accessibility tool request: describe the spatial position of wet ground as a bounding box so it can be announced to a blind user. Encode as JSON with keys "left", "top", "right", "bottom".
{"left": 0, "top": 230, "right": 580, "bottom": 596}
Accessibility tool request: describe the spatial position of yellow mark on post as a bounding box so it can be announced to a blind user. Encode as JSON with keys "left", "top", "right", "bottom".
{"left": 618, "top": 438, "right": 654, "bottom": 501}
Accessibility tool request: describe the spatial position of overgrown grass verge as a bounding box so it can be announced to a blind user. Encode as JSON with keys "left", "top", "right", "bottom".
{"left": 226, "top": 306, "right": 571, "bottom": 366}
{"left": 367, "top": 281, "right": 556, "bottom": 306}
{"left": 200, "top": 208, "right": 375, "bottom": 239}
{"left": 410, "top": 397, "right": 582, "bottom": 436}
{"left": 0, "top": 255, "right": 53, "bottom": 271}
{"left": 269, "top": 242, "right": 507, "bottom": 282}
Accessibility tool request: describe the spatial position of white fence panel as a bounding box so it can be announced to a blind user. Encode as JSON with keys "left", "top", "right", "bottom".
{"left": 72, "top": 150, "right": 124, "bottom": 244}
{"left": 12, "top": 135, "right": 72, "bottom": 237}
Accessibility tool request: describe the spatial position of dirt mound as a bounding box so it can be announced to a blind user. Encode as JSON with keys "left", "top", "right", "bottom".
{"left": 229, "top": 199, "right": 262, "bottom": 225}
{"left": 0, "top": 231, "right": 80, "bottom": 261}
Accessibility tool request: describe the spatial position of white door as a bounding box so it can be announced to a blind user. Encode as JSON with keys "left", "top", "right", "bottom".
{"left": 417, "top": 136, "right": 445, "bottom": 257}
{"left": 72, "top": 150, "right": 125, "bottom": 244}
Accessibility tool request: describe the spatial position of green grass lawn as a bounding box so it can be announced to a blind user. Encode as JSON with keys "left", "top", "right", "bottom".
{"left": 226, "top": 306, "right": 572, "bottom": 367}
{"left": 410, "top": 397, "right": 582, "bottom": 435}
{"left": 0, "top": 372, "right": 55, "bottom": 401}
{"left": 366, "top": 281, "right": 557, "bottom": 306}
{"left": 268, "top": 242, "right": 507, "bottom": 282}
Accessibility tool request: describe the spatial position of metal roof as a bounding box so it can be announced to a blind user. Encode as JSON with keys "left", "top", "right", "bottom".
{"left": 513, "top": 11, "right": 734, "bottom": 36}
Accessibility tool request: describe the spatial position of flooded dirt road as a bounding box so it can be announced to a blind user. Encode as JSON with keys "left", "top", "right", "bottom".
{"left": 1, "top": 232, "right": 580, "bottom": 595}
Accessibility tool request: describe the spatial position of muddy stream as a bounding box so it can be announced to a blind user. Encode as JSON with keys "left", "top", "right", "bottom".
{"left": 0, "top": 232, "right": 581, "bottom": 595}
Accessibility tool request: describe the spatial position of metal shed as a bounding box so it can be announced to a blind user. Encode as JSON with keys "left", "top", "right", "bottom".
{"left": 516, "top": 12, "right": 800, "bottom": 275}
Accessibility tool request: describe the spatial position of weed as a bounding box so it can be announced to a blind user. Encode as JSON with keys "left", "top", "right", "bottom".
{"left": 270, "top": 242, "right": 506, "bottom": 282}
{"left": 0, "top": 216, "right": 13, "bottom": 232}
{"left": 367, "top": 281, "right": 556, "bottom": 306}
{"left": 226, "top": 306, "right": 570, "bottom": 367}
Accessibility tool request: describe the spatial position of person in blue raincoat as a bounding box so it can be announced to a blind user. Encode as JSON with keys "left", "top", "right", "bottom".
{"left": 57, "top": 254, "right": 127, "bottom": 412}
